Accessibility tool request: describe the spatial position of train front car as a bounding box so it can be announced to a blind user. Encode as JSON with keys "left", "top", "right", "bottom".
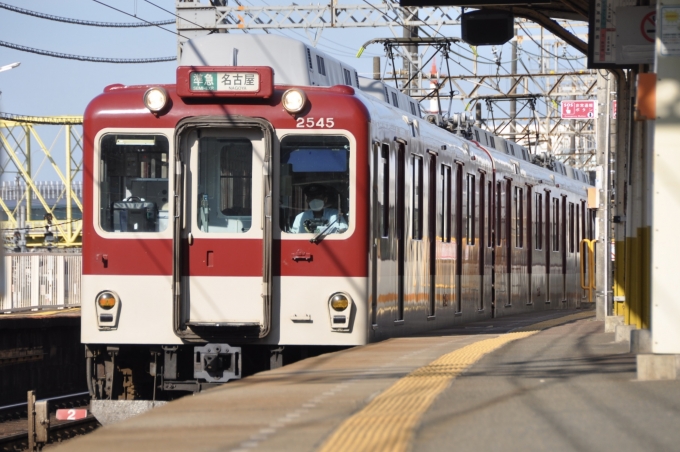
{"left": 82, "top": 35, "right": 370, "bottom": 401}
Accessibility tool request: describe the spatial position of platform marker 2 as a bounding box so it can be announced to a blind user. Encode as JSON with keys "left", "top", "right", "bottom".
{"left": 56, "top": 409, "right": 88, "bottom": 421}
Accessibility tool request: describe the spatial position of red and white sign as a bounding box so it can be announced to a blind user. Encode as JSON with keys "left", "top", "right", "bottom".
{"left": 56, "top": 408, "right": 88, "bottom": 421}
{"left": 641, "top": 11, "right": 656, "bottom": 43}
{"left": 561, "top": 100, "right": 596, "bottom": 119}
{"left": 612, "top": 100, "right": 617, "bottom": 119}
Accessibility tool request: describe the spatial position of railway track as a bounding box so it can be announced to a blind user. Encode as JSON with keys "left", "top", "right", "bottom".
{"left": 0, "top": 392, "right": 99, "bottom": 451}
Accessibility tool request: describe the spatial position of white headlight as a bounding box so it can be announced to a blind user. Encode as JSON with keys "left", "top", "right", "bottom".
{"left": 282, "top": 89, "right": 306, "bottom": 113}
{"left": 144, "top": 87, "right": 169, "bottom": 113}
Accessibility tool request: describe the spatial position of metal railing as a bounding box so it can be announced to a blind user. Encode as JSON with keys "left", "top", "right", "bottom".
{"left": 0, "top": 252, "right": 81, "bottom": 313}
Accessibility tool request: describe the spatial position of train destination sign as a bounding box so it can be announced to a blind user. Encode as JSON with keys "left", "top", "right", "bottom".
{"left": 176, "top": 66, "right": 274, "bottom": 98}
{"left": 560, "top": 100, "right": 596, "bottom": 119}
{"left": 190, "top": 72, "right": 260, "bottom": 92}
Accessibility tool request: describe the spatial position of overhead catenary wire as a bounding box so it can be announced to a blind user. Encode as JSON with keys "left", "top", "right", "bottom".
{"left": 0, "top": 1, "right": 175, "bottom": 27}
{"left": 91, "top": 0, "right": 188, "bottom": 39}
{"left": 0, "top": 40, "right": 175, "bottom": 63}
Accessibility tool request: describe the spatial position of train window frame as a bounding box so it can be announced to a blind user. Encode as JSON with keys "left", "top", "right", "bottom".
{"left": 487, "top": 180, "right": 493, "bottom": 248}
{"left": 441, "top": 164, "right": 452, "bottom": 242}
{"left": 381, "top": 144, "right": 390, "bottom": 238}
{"left": 552, "top": 197, "right": 560, "bottom": 251}
{"left": 276, "top": 130, "right": 356, "bottom": 240}
{"left": 412, "top": 154, "right": 424, "bottom": 240}
{"left": 466, "top": 173, "right": 476, "bottom": 246}
{"left": 343, "top": 68, "right": 352, "bottom": 86}
{"left": 535, "top": 192, "right": 543, "bottom": 250}
{"left": 316, "top": 55, "right": 326, "bottom": 76}
{"left": 94, "top": 129, "right": 174, "bottom": 238}
{"left": 496, "top": 180, "right": 504, "bottom": 247}
{"left": 569, "top": 201, "right": 575, "bottom": 253}
{"left": 391, "top": 92, "right": 399, "bottom": 108}
{"left": 514, "top": 186, "right": 524, "bottom": 249}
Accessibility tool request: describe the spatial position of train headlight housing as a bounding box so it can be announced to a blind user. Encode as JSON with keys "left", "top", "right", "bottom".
{"left": 328, "top": 292, "right": 352, "bottom": 332}
{"left": 282, "top": 89, "right": 306, "bottom": 114}
{"left": 143, "top": 87, "right": 169, "bottom": 113}
{"left": 95, "top": 290, "right": 121, "bottom": 330}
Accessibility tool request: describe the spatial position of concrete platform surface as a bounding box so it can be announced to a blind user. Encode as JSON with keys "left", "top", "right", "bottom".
{"left": 51, "top": 307, "right": 680, "bottom": 452}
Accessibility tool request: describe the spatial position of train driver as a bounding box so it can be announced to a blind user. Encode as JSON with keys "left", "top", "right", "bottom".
{"left": 291, "top": 184, "right": 348, "bottom": 234}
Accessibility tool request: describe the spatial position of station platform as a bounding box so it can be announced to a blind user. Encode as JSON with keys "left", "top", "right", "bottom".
{"left": 52, "top": 307, "right": 680, "bottom": 451}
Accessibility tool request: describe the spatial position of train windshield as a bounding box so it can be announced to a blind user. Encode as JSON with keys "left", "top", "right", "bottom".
{"left": 279, "top": 135, "right": 350, "bottom": 234}
{"left": 98, "top": 134, "right": 170, "bottom": 233}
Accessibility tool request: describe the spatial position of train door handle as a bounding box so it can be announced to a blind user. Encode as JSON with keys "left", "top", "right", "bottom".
{"left": 188, "top": 232, "right": 194, "bottom": 246}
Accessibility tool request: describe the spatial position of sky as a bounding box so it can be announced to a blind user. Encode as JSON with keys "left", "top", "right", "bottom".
{"left": 0, "top": 0, "right": 589, "bottom": 184}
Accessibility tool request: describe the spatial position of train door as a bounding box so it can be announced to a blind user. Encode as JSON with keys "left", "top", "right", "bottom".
{"left": 479, "top": 172, "right": 485, "bottom": 311}
{"left": 580, "top": 200, "right": 588, "bottom": 304}
{"left": 428, "top": 153, "right": 437, "bottom": 317}
{"left": 526, "top": 186, "right": 533, "bottom": 304}
{"left": 454, "top": 163, "right": 463, "bottom": 313}
{"left": 545, "top": 190, "right": 552, "bottom": 303}
{"left": 561, "top": 195, "right": 567, "bottom": 303}
{"left": 484, "top": 177, "right": 494, "bottom": 314}
{"left": 494, "top": 180, "right": 508, "bottom": 310}
{"left": 396, "top": 141, "right": 406, "bottom": 322}
{"left": 174, "top": 121, "right": 272, "bottom": 337}
{"left": 371, "top": 142, "right": 392, "bottom": 327}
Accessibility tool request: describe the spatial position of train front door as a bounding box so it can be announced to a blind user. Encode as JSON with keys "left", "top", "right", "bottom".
{"left": 174, "top": 120, "right": 272, "bottom": 337}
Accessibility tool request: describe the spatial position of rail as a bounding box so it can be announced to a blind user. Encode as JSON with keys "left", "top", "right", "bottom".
{"left": 0, "top": 252, "right": 81, "bottom": 313}
{"left": 580, "top": 239, "right": 597, "bottom": 302}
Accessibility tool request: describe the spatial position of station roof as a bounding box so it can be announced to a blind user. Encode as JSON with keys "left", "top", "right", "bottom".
{"left": 399, "top": 0, "right": 588, "bottom": 54}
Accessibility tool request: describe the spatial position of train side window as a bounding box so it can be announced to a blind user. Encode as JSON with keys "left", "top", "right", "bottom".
{"left": 514, "top": 186, "right": 523, "bottom": 248}
{"left": 576, "top": 202, "right": 581, "bottom": 245}
{"left": 381, "top": 144, "right": 390, "bottom": 238}
{"left": 279, "top": 135, "right": 350, "bottom": 235}
{"left": 552, "top": 198, "right": 560, "bottom": 251}
{"left": 466, "top": 173, "right": 475, "bottom": 245}
{"left": 487, "top": 180, "right": 493, "bottom": 248}
{"left": 441, "top": 165, "right": 452, "bottom": 242}
{"left": 569, "top": 202, "right": 575, "bottom": 252}
{"left": 535, "top": 192, "right": 543, "bottom": 250}
{"left": 98, "top": 134, "right": 170, "bottom": 233}
{"left": 496, "top": 181, "right": 503, "bottom": 246}
{"left": 412, "top": 155, "right": 423, "bottom": 240}
{"left": 391, "top": 92, "right": 399, "bottom": 108}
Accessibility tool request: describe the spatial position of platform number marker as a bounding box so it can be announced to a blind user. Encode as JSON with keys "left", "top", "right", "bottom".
{"left": 56, "top": 409, "right": 88, "bottom": 421}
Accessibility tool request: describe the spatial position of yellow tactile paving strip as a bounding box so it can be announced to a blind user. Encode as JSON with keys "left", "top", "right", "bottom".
{"left": 318, "top": 310, "right": 595, "bottom": 452}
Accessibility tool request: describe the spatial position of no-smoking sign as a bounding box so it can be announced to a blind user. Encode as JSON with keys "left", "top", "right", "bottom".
{"left": 641, "top": 11, "right": 656, "bottom": 43}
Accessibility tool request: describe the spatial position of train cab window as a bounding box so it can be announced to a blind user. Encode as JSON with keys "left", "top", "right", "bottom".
{"left": 197, "top": 138, "right": 252, "bottom": 233}
{"left": 466, "top": 174, "right": 475, "bottom": 245}
{"left": 279, "top": 135, "right": 350, "bottom": 235}
{"left": 535, "top": 193, "right": 543, "bottom": 250}
{"left": 412, "top": 155, "right": 423, "bottom": 240}
{"left": 98, "top": 134, "right": 170, "bottom": 233}
{"left": 514, "top": 186, "right": 524, "bottom": 248}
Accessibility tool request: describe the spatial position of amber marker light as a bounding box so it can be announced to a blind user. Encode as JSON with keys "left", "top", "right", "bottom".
{"left": 97, "top": 292, "right": 117, "bottom": 310}
{"left": 143, "top": 87, "right": 169, "bottom": 113}
{"left": 282, "top": 88, "right": 307, "bottom": 114}
{"left": 330, "top": 293, "right": 350, "bottom": 311}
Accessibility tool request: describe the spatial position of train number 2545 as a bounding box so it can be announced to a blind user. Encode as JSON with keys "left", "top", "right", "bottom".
{"left": 296, "top": 117, "right": 335, "bottom": 128}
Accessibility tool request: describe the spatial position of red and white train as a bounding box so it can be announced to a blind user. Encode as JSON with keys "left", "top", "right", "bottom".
{"left": 82, "top": 34, "right": 594, "bottom": 400}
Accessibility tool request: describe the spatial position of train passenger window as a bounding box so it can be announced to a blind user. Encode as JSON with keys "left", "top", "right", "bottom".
{"left": 515, "top": 186, "right": 523, "bottom": 248}
{"left": 197, "top": 138, "right": 253, "bottom": 233}
{"left": 381, "top": 144, "right": 390, "bottom": 238}
{"left": 496, "top": 181, "right": 503, "bottom": 246}
{"left": 569, "top": 202, "right": 575, "bottom": 253}
{"left": 466, "top": 174, "right": 475, "bottom": 245}
{"left": 441, "top": 165, "right": 452, "bottom": 242}
{"left": 487, "top": 181, "right": 493, "bottom": 248}
{"left": 279, "top": 135, "right": 350, "bottom": 235}
{"left": 98, "top": 134, "right": 170, "bottom": 233}
{"left": 535, "top": 193, "right": 543, "bottom": 250}
{"left": 552, "top": 198, "right": 560, "bottom": 251}
{"left": 412, "top": 156, "right": 423, "bottom": 240}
